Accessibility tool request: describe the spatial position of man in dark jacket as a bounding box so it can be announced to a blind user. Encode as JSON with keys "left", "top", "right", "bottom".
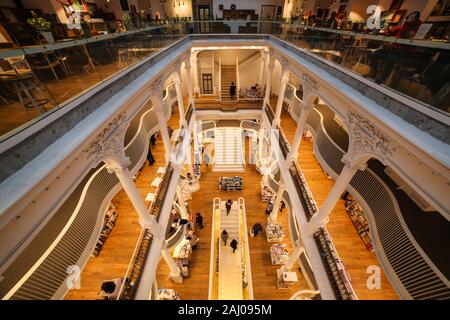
{"left": 230, "top": 239, "right": 238, "bottom": 253}
{"left": 195, "top": 212, "right": 204, "bottom": 229}
{"left": 230, "top": 82, "right": 236, "bottom": 100}
{"left": 225, "top": 199, "right": 233, "bottom": 216}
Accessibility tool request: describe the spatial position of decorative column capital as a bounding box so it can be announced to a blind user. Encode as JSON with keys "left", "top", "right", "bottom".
{"left": 148, "top": 76, "right": 165, "bottom": 98}
{"left": 184, "top": 57, "right": 191, "bottom": 70}
{"left": 341, "top": 154, "right": 368, "bottom": 171}
{"left": 301, "top": 73, "right": 319, "bottom": 97}
{"left": 174, "top": 57, "right": 184, "bottom": 73}
{"left": 84, "top": 112, "right": 130, "bottom": 168}
{"left": 278, "top": 56, "right": 289, "bottom": 72}
{"left": 260, "top": 50, "right": 268, "bottom": 59}
{"left": 346, "top": 111, "right": 397, "bottom": 163}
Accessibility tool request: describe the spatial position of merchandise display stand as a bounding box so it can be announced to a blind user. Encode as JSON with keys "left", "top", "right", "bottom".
{"left": 314, "top": 227, "right": 357, "bottom": 300}
{"left": 157, "top": 288, "right": 180, "bottom": 300}
{"left": 92, "top": 203, "right": 117, "bottom": 257}
{"left": 270, "top": 244, "right": 289, "bottom": 265}
{"left": 266, "top": 223, "right": 285, "bottom": 242}
{"left": 345, "top": 197, "right": 373, "bottom": 251}
{"left": 261, "top": 185, "right": 275, "bottom": 202}
{"left": 276, "top": 269, "right": 298, "bottom": 289}
{"left": 219, "top": 176, "right": 243, "bottom": 191}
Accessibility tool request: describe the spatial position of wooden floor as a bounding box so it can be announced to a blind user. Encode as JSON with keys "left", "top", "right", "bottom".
{"left": 65, "top": 103, "right": 399, "bottom": 300}
{"left": 65, "top": 106, "right": 180, "bottom": 300}
{"left": 0, "top": 41, "right": 172, "bottom": 137}
{"left": 156, "top": 138, "right": 309, "bottom": 300}
{"left": 279, "top": 108, "right": 399, "bottom": 300}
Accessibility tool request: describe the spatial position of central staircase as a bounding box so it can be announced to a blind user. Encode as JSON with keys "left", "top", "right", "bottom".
{"left": 218, "top": 200, "right": 243, "bottom": 300}
{"left": 213, "top": 127, "right": 245, "bottom": 172}
{"left": 221, "top": 65, "right": 237, "bottom": 102}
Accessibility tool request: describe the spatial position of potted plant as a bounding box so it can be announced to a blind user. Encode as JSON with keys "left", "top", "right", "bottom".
{"left": 27, "top": 11, "right": 54, "bottom": 43}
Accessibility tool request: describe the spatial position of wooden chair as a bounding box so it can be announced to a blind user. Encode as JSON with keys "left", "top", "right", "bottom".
{"left": 25, "top": 51, "right": 69, "bottom": 81}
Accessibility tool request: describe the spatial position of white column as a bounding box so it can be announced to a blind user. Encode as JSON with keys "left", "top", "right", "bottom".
{"left": 274, "top": 68, "right": 290, "bottom": 126}
{"left": 259, "top": 51, "right": 267, "bottom": 86}
{"left": 161, "top": 242, "right": 183, "bottom": 283}
{"left": 263, "top": 57, "right": 275, "bottom": 107}
{"left": 184, "top": 59, "right": 194, "bottom": 108}
{"left": 268, "top": 183, "right": 286, "bottom": 224}
{"left": 174, "top": 76, "right": 187, "bottom": 127}
{"left": 186, "top": 138, "right": 193, "bottom": 174}
{"left": 306, "top": 155, "right": 367, "bottom": 235}
{"left": 280, "top": 242, "right": 304, "bottom": 273}
{"left": 288, "top": 100, "right": 314, "bottom": 161}
{"left": 152, "top": 94, "right": 172, "bottom": 161}
{"left": 176, "top": 185, "right": 189, "bottom": 219}
{"left": 191, "top": 52, "right": 200, "bottom": 97}
{"left": 105, "top": 160, "right": 163, "bottom": 239}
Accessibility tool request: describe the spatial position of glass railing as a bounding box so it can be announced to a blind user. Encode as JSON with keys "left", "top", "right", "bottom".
{"left": 1, "top": 20, "right": 448, "bottom": 143}
{"left": 0, "top": 24, "right": 184, "bottom": 141}
{"left": 278, "top": 22, "right": 450, "bottom": 114}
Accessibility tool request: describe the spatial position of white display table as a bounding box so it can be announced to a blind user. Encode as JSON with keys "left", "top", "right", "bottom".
{"left": 276, "top": 269, "right": 298, "bottom": 289}
{"left": 151, "top": 177, "right": 162, "bottom": 187}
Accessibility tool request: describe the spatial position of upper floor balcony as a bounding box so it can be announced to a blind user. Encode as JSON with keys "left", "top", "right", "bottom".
{"left": 0, "top": 21, "right": 447, "bottom": 187}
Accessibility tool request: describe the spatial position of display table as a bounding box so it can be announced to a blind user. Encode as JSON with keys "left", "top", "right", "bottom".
{"left": 157, "top": 167, "right": 166, "bottom": 174}
{"left": 276, "top": 269, "right": 298, "bottom": 289}
{"left": 219, "top": 176, "right": 243, "bottom": 191}
{"left": 270, "top": 244, "right": 289, "bottom": 265}
{"left": 158, "top": 288, "right": 180, "bottom": 300}
{"left": 151, "top": 177, "right": 162, "bottom": 187}
{"left": 266, "top": 223, "right": 285, "bottom": 242}
{"left": 173, "top": 238, "right": 192, "bottom": 259}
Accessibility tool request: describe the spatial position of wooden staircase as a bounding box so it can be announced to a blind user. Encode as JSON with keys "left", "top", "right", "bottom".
{"left": 218, "top": 200, "right": 243, "bottom": 300}
{"left": 221, "top": 65, "right": 237, "bottom": 102}
{"left": 213, "top": 127, "right": 245, "bottom": 173}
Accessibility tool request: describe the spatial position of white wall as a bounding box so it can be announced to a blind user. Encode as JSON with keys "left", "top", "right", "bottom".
{"left": 166, "top": 0, "right": 193, "bottom": 18}
{"left": 239, "top": 53, "right": 264, "bottom": 89}
{"left": 214, "top": 49, "right": 257, "bottom": 65}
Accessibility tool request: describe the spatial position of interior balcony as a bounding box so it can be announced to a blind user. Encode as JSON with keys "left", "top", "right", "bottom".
{"left": 0, "top": 23, "right": 448, "bottom": 301}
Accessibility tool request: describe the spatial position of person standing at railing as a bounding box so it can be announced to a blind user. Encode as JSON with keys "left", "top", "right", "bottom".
{"left": 147, "top": 140, "right": 155, "bottom": 166}
{"left": 230, "top": 82, "right": 236, "bottom": 100}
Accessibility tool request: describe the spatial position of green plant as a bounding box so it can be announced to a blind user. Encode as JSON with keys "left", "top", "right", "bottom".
{"left": 27, "top": 11, "right": 51, "bottom": 31}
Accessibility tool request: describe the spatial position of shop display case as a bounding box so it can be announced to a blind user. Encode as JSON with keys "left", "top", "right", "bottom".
{"left": 157, "top": 288, "right": 180, "bottom": 300}
{"left": 345, "top": 198, "right": 374, "bottom": 252}
{"left": 91, "top": 203, "right": 117, "bottom": 257}
{"left": 219, "top": 176, "right": 243, "bottom": 191}
{"left": 270, "top": 244, "right": 289, "bottom": 265}
{"left": 314, "top": 227, "right": 356, "bottom": 300}
{"left": 266, "top": 223, "right": 285, "bottom": 242}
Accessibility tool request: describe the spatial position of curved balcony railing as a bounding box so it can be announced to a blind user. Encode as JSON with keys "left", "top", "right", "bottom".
{"left": 2, "top": 86, "right": 176, "bottom": 300}
{"left": 289, "top": 100, "right": 450, "bottom": 300}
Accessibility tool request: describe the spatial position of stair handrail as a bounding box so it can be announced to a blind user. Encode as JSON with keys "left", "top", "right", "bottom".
{"left": 199, "top": 120, "right": 217, "bottom": 166}
{"left": 218, "top": 57, "right": 222, "bottom": 101}
{"left": 236, "top": 56, "right": 240, "bottom": 102}
{"left": 238, "top": 197, "right": 254, "bottom": 299}
{"left": 208, "top": 198, "right": 221, "bottom": 300}
{"left": 240, "top": 120, "right": 260, "bottom": 167}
